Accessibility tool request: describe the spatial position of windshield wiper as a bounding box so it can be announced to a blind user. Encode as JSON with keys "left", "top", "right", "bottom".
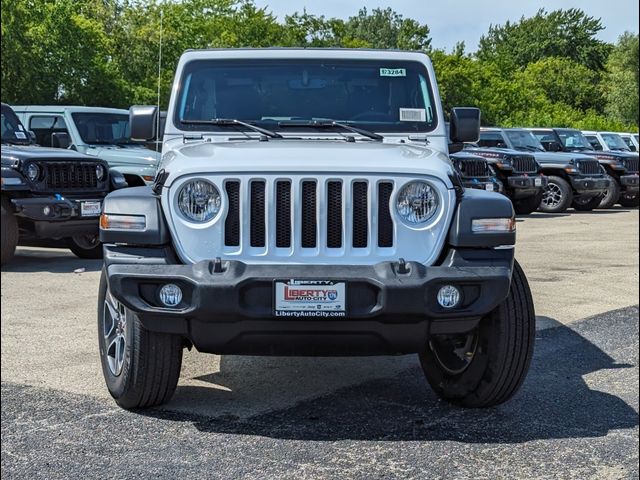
{"left": 278, "top": 120, "right": 384, "bottom": 141}
{"left": 181, "top": 118, "right": 282, "bottom": 139}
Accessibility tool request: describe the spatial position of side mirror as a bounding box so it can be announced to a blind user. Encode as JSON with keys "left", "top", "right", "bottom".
{"left": 28, "top": 130, "right": 37, "bottom": 143}
{"left": 630, "top": 145, "right": 637, "bottom": 152}
{"left": 449, "top": 107, "right": 481, "bottom": 143}
{"left": 129, "top": 105, "right": 158, "bottom": 141}
{"left": 51, "top": 131, "right": 70, "bottom": 149}
{"left": 541, "top": 140, "right": 562, "bottom": 152}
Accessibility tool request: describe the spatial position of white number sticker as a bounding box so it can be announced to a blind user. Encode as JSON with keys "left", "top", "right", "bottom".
{"left": 380, "top": 68, "right": 406, "bottom": 77}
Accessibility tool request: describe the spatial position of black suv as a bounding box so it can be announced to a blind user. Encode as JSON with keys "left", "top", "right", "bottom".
{"left": 464, "top": 144, "right": 547, "bottom": 215}
{"left": 479, "top": 128, "right": 610, "bottom": 213}
{"left": 1, "top": 103, "right": 126, "bottom": 264}
{"left": 450, "top": 151, "right": 502, "bottom": 193}
{"left": 530, "top": 128, "right": 639, "bottom": 209}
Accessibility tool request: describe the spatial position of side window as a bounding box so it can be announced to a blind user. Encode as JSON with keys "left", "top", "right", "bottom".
{"left": 29, "top": 115, "right": 68, "bottom": 147}
{"left": 585, "top": 135, "right": 603, "bottom": 151}
{"left": 478, "top": 132, "right": 507, "bottom": 148}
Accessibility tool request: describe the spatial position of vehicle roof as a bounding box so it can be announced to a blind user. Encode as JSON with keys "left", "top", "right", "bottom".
{"left": 11, "top": 105, "right": 128, "bottom": 115}
{"left": 178, "top": 48, "right": 431, "bottom": 62}
{"left": 584, "top": 131, "right": 625, "bottom": 135}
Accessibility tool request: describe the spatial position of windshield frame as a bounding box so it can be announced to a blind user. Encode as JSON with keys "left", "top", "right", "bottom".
{"left": 70, "top": 111, "right": 135, "bottom": 146}
{"left": 172, "top": 58, "right": 439, "bottom": 135}
{"left": 504, "top": 129, "right": 546, "bottom": 152}
{"left": 1, "top": 104, "right": 31, "bottom": 145}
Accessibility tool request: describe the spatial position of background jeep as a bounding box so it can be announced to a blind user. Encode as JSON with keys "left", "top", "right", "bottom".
{"left": 1, "top": 103, "right": 127, "bottom": 263}
{"left": 479, "top": 128, "right": 610, "bottom": 213}
{"left": 13, "top": 106, "right": 160, "bottom": 187}
{"left": 464, "top": 144, "right": 547, "bottom": 215}
{"left": 97, "top": 49, "right": 535, "bottom": 411}
{"left": 450, "top": 151, "right": 502, "bottom": 193}
{"left": 531, "top": 128, "right": 639, "bottom": 208}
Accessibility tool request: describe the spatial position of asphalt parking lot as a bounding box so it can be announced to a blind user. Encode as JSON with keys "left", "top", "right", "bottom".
{"left": 1, "top": 208, "right": 639, "bottom": 479}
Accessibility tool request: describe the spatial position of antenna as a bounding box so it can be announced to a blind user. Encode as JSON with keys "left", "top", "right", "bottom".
{"left": 155, "top": 8, "right": 164, "bottom": 154}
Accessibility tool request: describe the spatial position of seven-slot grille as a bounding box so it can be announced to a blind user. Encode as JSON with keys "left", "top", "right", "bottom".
{"left": 623, "top": 157, "right": 639, "bottom": 173}
{"left": 576, "top": 159, "right": 602, "bottom": 175}
{"left": 223, "top": 178, "right": 395, "bottom": 250}
{"left": 42, "top": 162, "right": 99, "bottom": 190}
{"left": 512, "top": 156, "right": 538, "bottom": 173}
{"left": 456, "top": 158, "right": 491, "bottom": 178}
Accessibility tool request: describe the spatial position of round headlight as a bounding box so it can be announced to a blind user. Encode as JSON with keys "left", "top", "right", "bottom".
{"left": 177, "top": 180, "right": 221, "bottom": 222}
{"left": 26, "top": 163, "right": 40, "bottom": 182}
{"left": 396, "top": 181, "right": 438, "bottom": 224}
{"left": 95, "top": 164, "right": 105, "bottom": 181}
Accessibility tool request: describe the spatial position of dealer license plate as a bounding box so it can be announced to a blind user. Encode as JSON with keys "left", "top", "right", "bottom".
{"left": 80, "top": 201, "right": 101, "bottom": 217}
{"left": 534, "top": 177, "right": 543, "bottom": 187}
{"left": 274, "top": 280, "right": 346, "bottom": 317}
{"left": 485, "top": 183, "right": 494, "bottom": 192}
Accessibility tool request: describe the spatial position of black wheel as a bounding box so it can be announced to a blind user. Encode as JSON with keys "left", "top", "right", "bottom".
{"left": 1, "top": 197, "right": 19, "bottom": 265}
{"left": 420, "top": 260, "right": 535, "bottom": 408}
{"left": 98, "top": 269, "right": 183, "bottom": 409}
{"left": 598, "top": 175, "right": 621, "bottom": 209}
{"left": 67, "top": 234, "right": 103, "bottom": 259}
{"left": 572, "top": 195, "right": 603, "bottom": 211}
{"left": 618, "top": 194, "right": 639, "bottom": 208}
{"left": 539, "top": 176, "right": 573, "bottom": 213}
{"left": 513, "top": 191, "right": 543, "bottom": 215}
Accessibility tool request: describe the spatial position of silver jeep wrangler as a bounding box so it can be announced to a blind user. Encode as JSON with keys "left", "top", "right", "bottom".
{"left": 97, "top": 49, "right": 535, "bottom": 409}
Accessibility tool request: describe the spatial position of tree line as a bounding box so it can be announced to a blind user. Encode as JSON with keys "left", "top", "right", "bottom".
{"left": 1, "top": 0, "right": 638, "bottom": 131}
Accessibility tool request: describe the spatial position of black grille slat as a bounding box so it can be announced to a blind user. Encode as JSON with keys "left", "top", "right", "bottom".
{"left": 275, "top": 181, "right": 291, "bottom": 248}
{"left": 301, "top": 181, "right": 317, "bottom": 248}
{"left": 457, "top": 158, "right": 490, "bottom": 178}
{"left": 224, "top": 181, "right": 241, "bottom": 246}
{"left": 512, "top": 156, "right": 538, "bottom": 173}
{"left": 352, "top": 182, "right": 368, "bottom": 248}
{"left": 577, "top": 159, "right": 602, "bottom": 175}
{"left": 378, "top": 182, "right": 393, "bottom": 248}
{"left": 327, "top": 181, "right": 343, "bottom": 248}
{"left": 250, "top": 181, "right": 266, "bottom": 247}
{"left": 623, "top": 157, "right": 639, "bottom": 173}
{"left": 42, "top": 162, "right": 98, "bottom": 190}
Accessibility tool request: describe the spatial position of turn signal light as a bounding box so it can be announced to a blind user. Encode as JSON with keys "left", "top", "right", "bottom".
{"left": 471, "top": 218, "right": 516, "bottom": 233}
{"left": 100, "top": 213, "right": 146, "bottom": 231}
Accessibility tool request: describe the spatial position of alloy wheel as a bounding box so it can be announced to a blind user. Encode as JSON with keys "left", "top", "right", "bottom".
{"left": 542, "top": 183, "right": 563, "bottom": 208}
{"left": 103, "top": 290, "right": 127, "bottom": 376}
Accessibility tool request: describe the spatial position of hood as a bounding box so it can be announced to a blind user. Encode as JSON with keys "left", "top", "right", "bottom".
{"left": 465, "top": 146, "right": 530, "bottom": 158}
{"left": 530, "top": 150, "right": 594, "bottom": 165}
{"left": 1, "top": 144, "right": 97, "bottom": 165}
{"left": 161, "top": 139, "right": 455, "bottom": 188}
{"left": 85, "top": 145, "right": 160, "bottom": 167}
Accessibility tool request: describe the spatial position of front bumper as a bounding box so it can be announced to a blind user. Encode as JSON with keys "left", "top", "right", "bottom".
{"left": 11, "top": 196, "right": 103, "bottom": 222}
{"left": 461, "top": 177, "right": 503, "bottom": 193}
{"left": 105, "top": 245, "right": 514, "bottom": 355}
{"left": 620, "top": 174, "right": 640, "bottom": 193}
{"left": 569, "top": 175, "right": 611, "bottom": 194}
{"left": 507, "top": 175, "right": 547, "bottom": 190}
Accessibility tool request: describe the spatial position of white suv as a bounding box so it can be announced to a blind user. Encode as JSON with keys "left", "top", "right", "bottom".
{"left": 97, "top": 49, "right": 535, "bottom": 409}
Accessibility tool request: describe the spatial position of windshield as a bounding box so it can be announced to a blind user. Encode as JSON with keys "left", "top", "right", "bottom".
{"left": 1, "top": 104, "right": 31, "bottom": 145}
{"left": 505, "top": 130, "right": 545, "bottom": 151}
{"left": 601, "top": 133, "right": 630, "bottom": 151}
{"left": 175, "top": 59, "right": 437, "bottom": 134}
{"left": 71, "top": 112, "right": 134, "bottom": 145}
{"left": 556, "top": 129, "right": 593, "bottom": 150}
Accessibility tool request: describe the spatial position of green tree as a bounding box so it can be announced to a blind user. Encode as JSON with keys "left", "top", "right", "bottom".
{"left": 477, "top": 8, "right": 611, "bottom": 71}
{"left": 603, "top": 32, "right": 639, "bottom": 126}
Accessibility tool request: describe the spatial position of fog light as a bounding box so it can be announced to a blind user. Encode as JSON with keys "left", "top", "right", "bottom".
{"left": 159, "top": 284, "right": 182, "bottom": 307}
{"left": 437, "top": 285, "right": 461, "bottom": 309}
{"left": 43, "top": 206, "right": 51, "bottom": 216}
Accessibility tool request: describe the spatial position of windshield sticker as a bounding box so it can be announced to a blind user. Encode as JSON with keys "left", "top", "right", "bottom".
{"left": 380, "top": 68, "right": 406, "bottom": 77}
{"left": 15, "top": 131, "right": 27, "bottom": 139}
{"left": 399, "top": 108, "right": 426, "bottom": 122}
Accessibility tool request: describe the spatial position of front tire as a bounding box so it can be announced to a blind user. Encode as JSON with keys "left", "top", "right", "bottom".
{"left": 513, "top": 191, "right": 543, "bottom": 215}
{"left": 572, "top": 195, "right": 603, "bottom": 211}
{"left": 539, "top": 176, "right": 572, "bottom": 213}
{"left": 67, "top": 234, "right": 103, "bottom": 259}
{"left": 98, "top": 269, "right": 183, "bottom": 409}
{"left": 598, "top": 175, "right": 621, "bottom": 209}
{"left": 1, "top": 198, "right": 19, "bottom": 265}
{"left": 420, "top": 260, "right": 535, "bottom": 408}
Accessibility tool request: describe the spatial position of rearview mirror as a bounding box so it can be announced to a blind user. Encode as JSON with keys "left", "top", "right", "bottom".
{"left": 130, "top": 105, "right": 158, "bottom": 141}
{"left": 449, "top": 108, "right": 481, "bottom": 143}
{"left": 51, "top": 131, "right": 70, "bottom": 149}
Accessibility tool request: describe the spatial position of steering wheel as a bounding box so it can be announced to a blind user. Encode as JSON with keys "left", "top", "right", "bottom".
{"left": 350, "top": 111, "right": 391, "bottom": 121}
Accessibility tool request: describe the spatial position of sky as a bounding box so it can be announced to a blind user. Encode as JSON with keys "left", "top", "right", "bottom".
{"left": 253, "top": 0, "right": 640, "bottom": 52}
